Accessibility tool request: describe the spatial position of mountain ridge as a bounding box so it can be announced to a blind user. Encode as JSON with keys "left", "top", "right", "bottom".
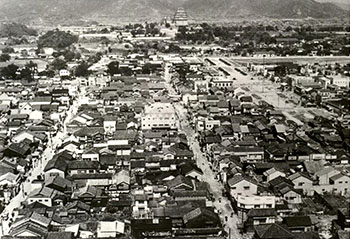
{"left": 0, "top": 0, "right": 347, "bottom": 25}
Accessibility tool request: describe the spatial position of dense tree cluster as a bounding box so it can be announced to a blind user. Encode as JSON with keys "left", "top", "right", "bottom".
{"left": 0, "top": 54, "right": 11, "bottom": 62}
{"left": 38, "top": 30, "right": 78, "bottom": 49}
{"left": 75, "top": 61, "right": 91, "bottom": 77}
{"left": 0, "top": 61, "right": 37, "bottom": 81}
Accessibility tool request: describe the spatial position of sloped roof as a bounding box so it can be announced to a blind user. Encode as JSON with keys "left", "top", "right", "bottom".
{"left": 67, "top": 160, "right": 99, "bottom": 170}
{"left": 46, "top": 232, "right": 74, "bottom": 239}
{"left": 227, "top": 174, "right": 258, "bottom": 187}
{"left": 183, "top": 207, "right": 219, "bottom": 225}
{"left": 254, "top": 223, "right": 294, "bottom": 239}
{"left": 44, "top": 157, "right": 67, "bottom": 172}
{"left": 284, "top": 216, "right": 312, "bottom": 228}
{"left": 247, "top": 208, "right": 277, "bottom": 217}
{"left": 166, "top": 175, "right": 193, "bottom": 190}
{"left": 303, "top": 160, "right": 326, "bottom": 175}
{"left": 330, "top": 173, "right": 349, "bottom": 182}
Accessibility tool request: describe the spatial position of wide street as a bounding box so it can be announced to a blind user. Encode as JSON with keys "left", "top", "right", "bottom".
{"left": 0, "top": 85, "right": 84, "bottom": 236}
{"left": 164, "top": 63, "right": 242, "bottom": 239}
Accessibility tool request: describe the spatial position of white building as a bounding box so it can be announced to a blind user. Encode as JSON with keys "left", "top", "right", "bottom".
{"left": 211, "top": 77, "right": 234, "bottom": 89}
{"left": 141, "top": 103, "right": 177, "bottom": 130}
{"left": 331, "top": 75, "right": 350, "bottom": 88}
{"left": 59, "top": 69, "right": 70, "bottom": 78}
{"left": 103, "top": 116, "right": 117, "bottom": 134}
{"left": 236, "top": 195, "right": 276, "bottom": 210}
{"left": 97, "top": 221, "right": 125, "bottom": 238}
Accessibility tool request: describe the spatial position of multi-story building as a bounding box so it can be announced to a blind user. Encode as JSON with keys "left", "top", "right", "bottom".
{"left": 141, "top": 103, "right": 178, "bottom": 130}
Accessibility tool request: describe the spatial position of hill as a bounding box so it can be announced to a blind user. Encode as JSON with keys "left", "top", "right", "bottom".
{"left": 0, "top": 0, "right": 347, "bottom": 25}
{"left": 316, "top": 0, "right": 350, "bottom": 10}
{"left": 0, "top": 22, "right": 37, "bottom": 37}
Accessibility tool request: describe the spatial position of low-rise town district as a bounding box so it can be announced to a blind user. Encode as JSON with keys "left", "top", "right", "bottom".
{"left": 0, "top": 8, "right": 349, "bottom": 239}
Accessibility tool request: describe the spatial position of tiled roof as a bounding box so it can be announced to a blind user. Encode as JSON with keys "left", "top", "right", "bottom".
{"left": 254, "top": 223, "right": 294, "bottom": 239}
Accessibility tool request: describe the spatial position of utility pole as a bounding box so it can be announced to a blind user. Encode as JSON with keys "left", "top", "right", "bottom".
{"left": 262, "top": 55, "right": 266, "bottom": 93}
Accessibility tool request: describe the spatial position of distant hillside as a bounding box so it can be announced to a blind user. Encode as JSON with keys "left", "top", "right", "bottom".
{"left": 0, "top": 22, "right": 37, "bottom": 37}
{"left": 316, "top": 0, "right": 350, "bottom": 10}
{"left": 0, "top": 0, "right": 347, "bottom": 25}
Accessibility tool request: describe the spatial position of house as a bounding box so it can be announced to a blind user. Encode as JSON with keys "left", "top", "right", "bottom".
{"left": 19, "top": 102, "right": 33, "bottom": 114}
{"left": 183, "top": 207, "right": 220, "bottom": 228}
{"left": 269, "top": 176, "right": 294, "bottom": 193}
{"left": 103, "top": 116, "right": 117, "bottom": 134}
{"left": 60, "top": 140, "right": 81, "bottom": 154}
{"left": 179, "top": 163, "right": 203, "bottom": 180}
{"left": 71, "top": 185, "right": 106, "bottom": 206}
{"left": 9, "top": 212, "right": 51, "bottom": 238}
{"left": 97, "top": 221, "right": 125, "bottom": 238}
{"left": 314, "top": 167, "right": 340, "bottom": 185}
{"left": 2, "top": 142, "right": 31, "bottom": 158}
{"left": 66, "top": 200, "right": 91, "bottom": 215}
{"left": 46, "top": 232, "right": 74, "bottom": 239}
{"left": 244, "top": 208, "right": 277, "bottom": 232}
{"left": 335, "top": 208, "right": 350, "bottom": 231}
{"left": 227, "top": 175, "right": 259, "bottom": 199}
{"left": 131, "top": 218, "right": 172, "bottom": 238}
{"left": 288, "top": 172, "right": 314, "bottom": 196}
{"left": 81, "top": 148, "right": 100, "bottom": 161}
{"left": 11, "top": 131, "right": 40, "bottom": 144}
{"left": 283, "top": 216, "right": 313, "bottom": 232}
{"left": 329, "top": 173, "right": 350, "bottom": 195}
{"left": 264, "top": 168, "right": 286, "bottom": 182}
{"left": 111, "top": 169, "right": 130, "bottom": 193}
{"left": 27, "top": 186, "right": 64, "bottom": 207}
{"left": 45, "top": 175, "right": 73, "bottom": 193}
{"left": 253, "top": 223, "right": 294, "bottom": 239}
{"left": 29, "top": 110, "right": 44, "bottom": 122}
{"left": 44, "top": 157, "right": 68, "bottom": 179}
{"left": 227, "top": 146, "right": 264, "bottom": 162}
{"left": 236, "top": 195, "right": 276, "bottom": 211}
{"left": 166, "top": 175, "right": 194, "bottom": 191}
{"left": 71, "top": 173, "right": 112, "bottom": 188}
{"left": 279, "top": 186, "right": 303, "bottom": 204}
{"left": 0, "top": 172, "right": 20, "bottom": 187}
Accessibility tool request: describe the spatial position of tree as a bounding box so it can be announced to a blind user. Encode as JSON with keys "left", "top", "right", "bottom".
{"left": 107, "top": 61, "right": 120, "bottom": 76}
{"left": 75, "top": 61, "right": 90, "bottom": 77}
{"left": 38, "top": 70, "right": 55, "bottom": 77}
{"left": 75, "top": 52, "right": 81, "bottom": 60}
{"left": 0, "top": 64, "right": 19, "bottom": 79}
{"left": 51, "top": 58, "right": 67, "bottom": 70}
{"left": 87, "top": 53, "right": 102, "bottom": 64}
{"left": 19, "top": 67, "right": 33, "bottom": 81}
{"left": 0, "top": 54, "right": 10, "bottom": 62}
{"left": 63, "top": 50, "right": 75, "bottom": 62}
{"left": 119, "top": 67, "right": 132, "bottom": 76}
{"left": 315, "top": 94, "right": 322, "bottom": 107}
{"left": 141, "top": 63, "right": 153, "bottom": 74}
{"left": 25, "top": 61, "right": 37, "bottom": 79}
{"left": 2, "top": 47, "right": 14, "bottom": 54}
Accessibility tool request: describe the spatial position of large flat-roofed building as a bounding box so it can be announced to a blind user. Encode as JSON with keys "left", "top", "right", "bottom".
{"left": 141, "top": 103, "right": 178, "bottom": 130}
{"left": 174, "top": 8, "right": 189, "bottom": 27}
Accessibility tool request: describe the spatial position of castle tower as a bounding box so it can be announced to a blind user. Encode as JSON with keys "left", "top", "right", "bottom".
{"left": 173, "top": 7, "right": 188, "bottom": 27}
